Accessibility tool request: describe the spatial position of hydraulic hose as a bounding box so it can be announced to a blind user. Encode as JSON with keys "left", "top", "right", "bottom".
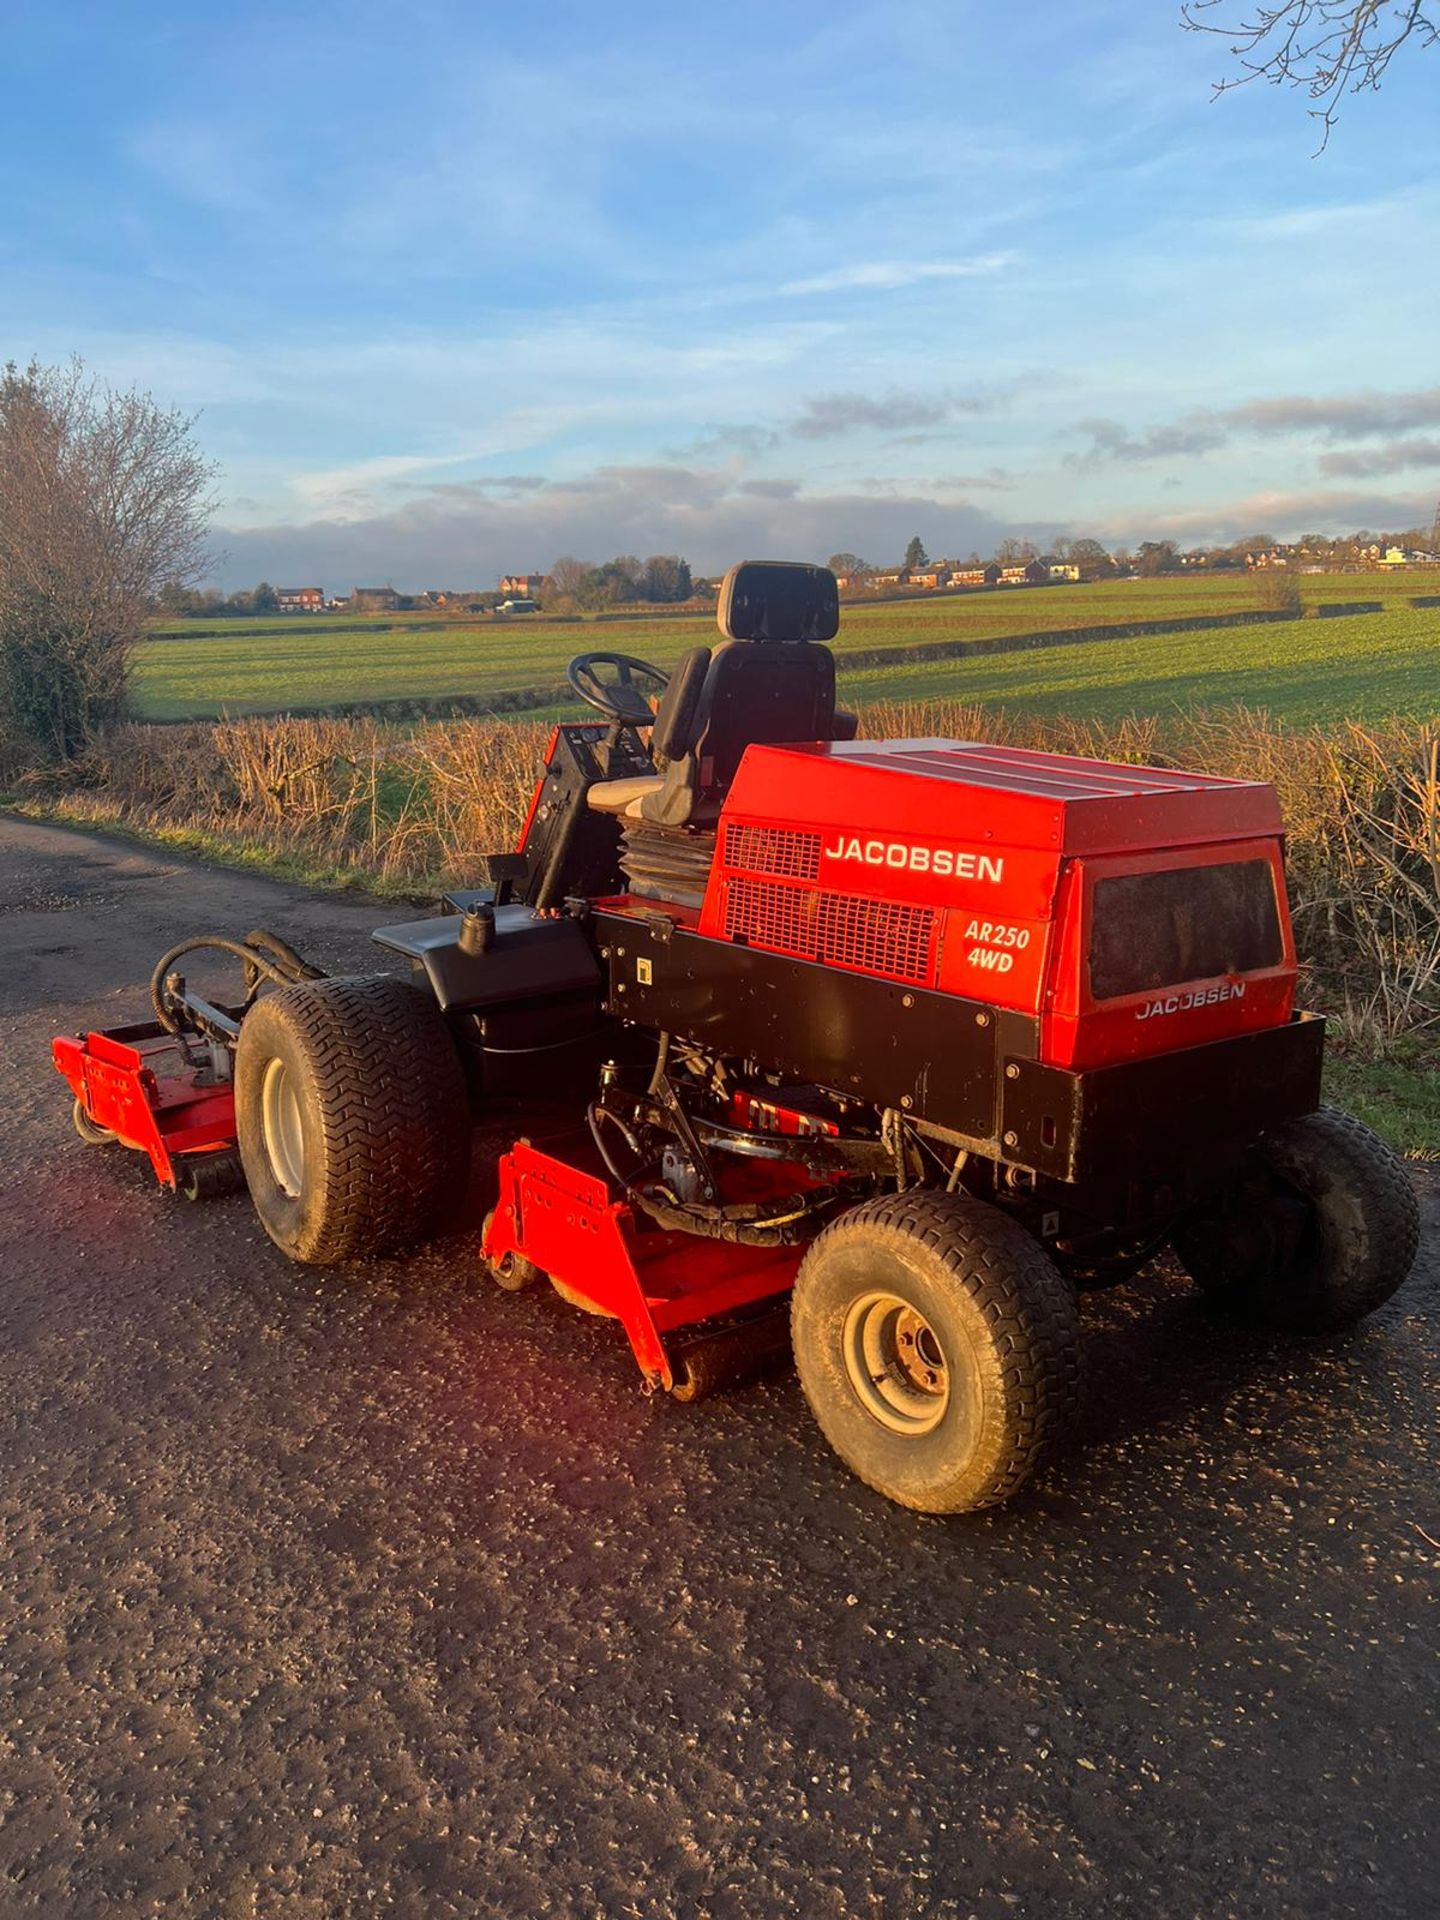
{"left": 240, "top": 927, "right": 325, "bottom": 985}
{"left": 148, "top": 931, "right": 326, "bottom": 1036}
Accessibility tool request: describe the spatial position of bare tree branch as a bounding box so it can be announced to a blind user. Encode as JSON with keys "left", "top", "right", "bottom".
{"left": 0, "top": 360, "right": 216, "bottom": 762}
{"left": 1180, "top": 0, "right": 1437, "bottom": 146}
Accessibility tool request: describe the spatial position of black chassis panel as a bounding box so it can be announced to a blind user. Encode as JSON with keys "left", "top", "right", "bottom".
{"left": 1000, "top": 1012, "right": 1325, "bottom": 1218}
{"left": 592, "top": 909, "right": 1326, "bottom": 1222}
{"left": 593, "top": 909, "right": 1018, "bottom": 1148}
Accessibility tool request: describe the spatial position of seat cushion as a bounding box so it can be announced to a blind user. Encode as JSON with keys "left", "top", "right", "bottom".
{"left": 586, "top": 775, "right": 664, "bottom": 814}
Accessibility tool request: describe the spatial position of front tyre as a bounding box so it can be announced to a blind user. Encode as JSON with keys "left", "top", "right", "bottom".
{"left": 791, "top": 1192, "right": 1083, "bottom": 1514}
{"left": 236, "top": 975, "right": 470, "bottom": 1264}
{"left": 1172, "top": 1106, "right": 1419, "bottom": 1333}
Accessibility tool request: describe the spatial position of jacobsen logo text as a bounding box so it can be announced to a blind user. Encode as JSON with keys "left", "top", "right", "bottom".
{"left": 822, "top": 837, "right": 1004, "bottom": 882}
{"left": 1136, "top": 982, "right": 1246, "bottom": 1021}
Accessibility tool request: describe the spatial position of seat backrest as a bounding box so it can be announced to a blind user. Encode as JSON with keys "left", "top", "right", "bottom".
{"left": 688, "top": 638, "right": 836, "bottom": 807}
{"left": 718, "top": 560, "right": 839, "bottom": 644}
{"left": 637, "top": 561, "right": 841, "bottom": 827}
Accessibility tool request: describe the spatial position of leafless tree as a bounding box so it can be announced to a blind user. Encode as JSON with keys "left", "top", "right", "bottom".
{"left": 0, "top": 359, "right": 215, "bottom": 762}
{"left": 1181, "top": 1, "right": 1437, "bottom": 146}
{"left": 544, "top": 555, "right": 591, "bottom": 599}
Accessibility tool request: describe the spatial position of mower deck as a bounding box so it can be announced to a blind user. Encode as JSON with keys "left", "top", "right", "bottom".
{"left": 483, "top": 1138, "right": 805, "bottom": 1390}
{"left": 52, "top": 1022, "right": 237, "bottom": 1188}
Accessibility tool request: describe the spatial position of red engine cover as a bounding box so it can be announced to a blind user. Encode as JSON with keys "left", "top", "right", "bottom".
{"left": 699, "top": 739, "right": 1296, "bottom": 1068}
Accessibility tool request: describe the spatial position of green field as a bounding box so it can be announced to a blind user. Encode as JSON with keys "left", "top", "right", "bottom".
{"left": 840, "top": 605, "right": 1440, "bottom": 725}
{"left": 132, "top": 571, "right": 1440, "bottom": 723}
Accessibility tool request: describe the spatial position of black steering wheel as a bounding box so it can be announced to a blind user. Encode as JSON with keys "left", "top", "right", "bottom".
{"left": 566, "top": 650, "right": 670, "bottom": 725}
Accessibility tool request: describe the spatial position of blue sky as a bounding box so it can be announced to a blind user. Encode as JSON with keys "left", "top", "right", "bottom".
{"left": 3, "top": 0, "right": 1437, "bottom": 588}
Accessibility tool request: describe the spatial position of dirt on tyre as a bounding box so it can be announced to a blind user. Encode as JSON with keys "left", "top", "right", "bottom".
{"left": 236, "top": 975, "right": 470, "bottom": 1264}
{"left": 791, "top": 1192, "right": 1083, "bottom": 1514}
{"left": 1171, "top": 1105, "right": 1419, "bottom": 1332}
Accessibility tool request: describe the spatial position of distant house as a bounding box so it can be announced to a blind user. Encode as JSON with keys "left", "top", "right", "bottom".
{"left": 871, "top": 570, "right": 904, "bottom": 589}
{"left": 950, "top": 565, "right": 1001, "bottom": 589}
{"left": 499, "top": 572, "right": 546, "bottom": 599}
{"left": 276, "top": 586, "right": 324, "bottom": 613}
{"left": 908, "top": 566, "right": 948, "bottom": 590}
{"left": 1047, "top": 563, "right": 1081, "bottom": 583}
{"left": 352, "top": 585, "right": 401, "bottom": 612}
{"left": 1377, "top": 546, "right": 1410, "bottom": 568}
{"left": 1000, "top": 562, "right": 1049, "bottom": 587}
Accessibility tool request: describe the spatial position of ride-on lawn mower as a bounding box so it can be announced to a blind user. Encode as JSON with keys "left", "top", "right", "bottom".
{"left": 55, "top": 562, "right": 1420, "bottom": 1513}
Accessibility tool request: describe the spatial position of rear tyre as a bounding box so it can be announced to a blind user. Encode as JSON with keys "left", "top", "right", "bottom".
{"left": 791, "top": 1192, "right": 1083, "bottom": 1514}
{"left": 1172, "top": 1105, "right": 1419, "bottom": 1332}
{"left": 236, "top": 975, "right": 470, "bottom": 1264}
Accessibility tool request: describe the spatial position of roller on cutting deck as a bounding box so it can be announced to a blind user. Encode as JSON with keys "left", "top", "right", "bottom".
{"left": 53, "top": 562, "right": 1420, "bottom": 1514}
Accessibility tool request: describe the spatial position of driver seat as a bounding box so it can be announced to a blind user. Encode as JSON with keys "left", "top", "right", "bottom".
{"left": 585, "top": 645, "right": 711, "bottom": 815}
{"left": 586, "top": 560, "right": 845, "bottom": 825}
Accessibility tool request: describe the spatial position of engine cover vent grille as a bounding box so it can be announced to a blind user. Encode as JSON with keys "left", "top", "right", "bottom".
{"left": 723, "top": 823, "right": 822, "bottom": 881}
{"left": 723, "top": 878, "right": 937, "bottom": 986}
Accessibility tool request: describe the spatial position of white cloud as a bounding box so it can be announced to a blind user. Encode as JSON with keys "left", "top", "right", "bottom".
{"left": 209, "top": 462, "right": 1022, "bottom": 592}
{"left": 779, "top": 253, "right": 1021, "bottom": 296}
{"left": 1106, "top": 484, "right": 1437, "bottom": 544}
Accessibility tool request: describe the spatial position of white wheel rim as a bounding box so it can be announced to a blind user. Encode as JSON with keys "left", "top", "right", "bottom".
{"left": 260, "top": 1057, "right": 306, "bottom": 1198}
{"left": 841, "top": 1289, "right": 951, "bottom": 1435}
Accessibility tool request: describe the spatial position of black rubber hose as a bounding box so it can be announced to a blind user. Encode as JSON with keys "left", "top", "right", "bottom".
{"left": 588, "top": 1104, "right": 647, "bottom": 1191}
{"left": 631, "top": 1186, "right": 821, "bottom": 1247}
{"left": 242, "top": 928, "right": 326, "bottom": 982}
{"left": 149, "top": 937, "right": 300, "bottom": 1035}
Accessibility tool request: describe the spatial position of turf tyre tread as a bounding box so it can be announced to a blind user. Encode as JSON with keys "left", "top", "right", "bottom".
{"left": 236, "top": 974, "right": 469, "bottom": 1264}
{"left": 791, "top": 1190, "right": 1083, "bottom": 1514}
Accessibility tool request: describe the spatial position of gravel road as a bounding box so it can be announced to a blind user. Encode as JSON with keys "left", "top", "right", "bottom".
{"left": 0, "top": 813, "right": 1435, "bottom": 1920}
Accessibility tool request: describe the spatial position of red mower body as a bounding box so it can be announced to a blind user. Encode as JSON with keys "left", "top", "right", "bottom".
{"left": 692, "top": 739, "right": 1297, "bottom": 1071}
{"left": 485, "top": 1140, "right": 807, "bottom": 1390}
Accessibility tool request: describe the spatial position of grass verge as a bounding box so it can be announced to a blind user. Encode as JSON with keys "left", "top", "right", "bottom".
{"left": 0, "top": 797, "right": 436, "bottom": 900}
{"left": 1322, "top": 1043, "right": 1440, "bottom": 1160}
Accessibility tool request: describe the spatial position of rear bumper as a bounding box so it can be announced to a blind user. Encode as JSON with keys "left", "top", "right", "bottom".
{"left": 1001, "top": 1012, "right": 1326, "bottom": 1222}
